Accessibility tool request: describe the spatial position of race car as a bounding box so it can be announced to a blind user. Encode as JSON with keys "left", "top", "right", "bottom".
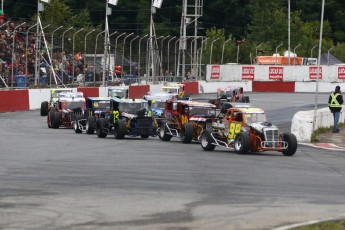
{"left": 159, "top": 100, "right": 217, "bottom": 143}
{"left": 161, "top": 83, "right": 189, "bottom": 100}
{"left": 209, "top": 86, "right": 250, "bottom": 109}
{"left": 40, "top": 88, "right": 73, "bottom": 116}
{"left": 47, "top": 92, "right": 85, "bottom": 129}
{"left": 200, "top": 107, "right": 297, "bottom": 156}
{"left": 108, "top": 86, "right": 128, "bottom": 99}
{"left": 73, "top": 97, "right": 111, "bottom": 134}
{"left": 95, "top": 98, "right": 157, "bottom": 139}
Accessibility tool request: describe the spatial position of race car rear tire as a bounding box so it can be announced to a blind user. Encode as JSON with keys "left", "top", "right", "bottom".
{"left": 200, "top": 130, "right": 215, "bottom": 151}
{"left": 86, "top": 116, "right": 96, "bottom": 134}
{"left": 181, "top": 122, "right": 193, "bottom": 144}
{"left": 47, "top": 110, "right": 54, "bottom": 128}
{"left": 140, "top": 134, "right": 150, "bottom": 139}
{"left": 41, "top": 101, "right": 49, "bottom": 116}
{"left": 234, "top": 132, "right": 250, "bottom": 154}
{"left": 114, "top": 120, "right": 126, "bottom": 139}
{"left": 282, "top": 133, "right": 297, "bottom": 156}
{"left": 52, "top": 111, "right": 61, "bottom": 129}
{"left": 160, "top": 123, "right": 172, "bottom": 141}
{"left": 96, "top": 118, "right": 107, "bottom": 138}
{"left": 74, "top": 115, "right": 83, "bottom": 133}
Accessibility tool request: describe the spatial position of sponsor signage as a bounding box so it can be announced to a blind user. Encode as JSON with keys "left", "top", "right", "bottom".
{"left": 309, "top": 66, "right": 322, "bottom": 80}
{"left": 211, "top": 65, "right": 220, "bottom": 80}
{"left": 242, "top": 66, "right": 254, "bottom": 80}
{"left": 338, "top": 66, "right": 345, "bottom": 79}
{"left": 269, "top": 66, "right": 283, "bottom": 81}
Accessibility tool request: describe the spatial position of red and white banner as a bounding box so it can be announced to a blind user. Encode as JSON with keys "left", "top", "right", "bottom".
{"left": 309, "top": 66, "right": 322, "bottom": 80}
{"left": 211, "top": 65, "right": 220, "bottom": 80}
{"left": 269, "top": 67, "right": 283, "bottom": 81}
{"left": 242, "top": 66, "right": 254, "bottom": 81}
{"left": 338, "top": 66, "right": 345, "bottom": 79}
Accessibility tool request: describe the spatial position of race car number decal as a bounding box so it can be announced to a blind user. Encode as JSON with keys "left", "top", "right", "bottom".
{"left": 227, "top": 122, "right": 242, "bottom": 140}
{"left": 113, "top": 110, "right": 120, "bottom": 123}
{"left": 93, "top": 102, "right": 99, "bottom": 108}
{"left": 181, "top": 115, "right": 188, "bottom": 124}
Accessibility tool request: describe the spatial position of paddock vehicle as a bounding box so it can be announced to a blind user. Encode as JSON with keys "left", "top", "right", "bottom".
{"left": 108, "top": 86, "right": 128, "bottom": 99}
{"left": 73, "top": 97, "right": 111, "bottom": 134}
{"left": 96, "top": 98, "right": 157, "bottom": 139}
{"left": 209, "top": 86, "right": 250, "bottom": 109}
{"left": 47, "top": 92, "right": 85, "bottom": 129}
{"left": 159, "top": 100, "right": 217, "bottom": 143}
{"left": 200, "top": 107, "right": 297, "bottom": 156}
{"left": 40, "top": 88, "right": 73, "bottom": 116}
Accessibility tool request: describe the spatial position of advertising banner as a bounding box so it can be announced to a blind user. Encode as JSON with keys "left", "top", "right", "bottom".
{"left": 309, "top": 66, "right": 322, "bottom": 80}
{"left": 269, "top": 67, "right": 283, "bottom": 81}
{"left": 338, "top": 66, "right": 345, "bottom": 79}
{"left": 242, "top": 66, "right": 254, "bottom": 80}
{"left": 211, "top": 65, "right": 220, "bottom": 80}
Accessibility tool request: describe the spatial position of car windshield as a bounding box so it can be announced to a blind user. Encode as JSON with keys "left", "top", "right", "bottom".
{"left": 119, "top": 102, "right": 146, "bottom": 114}
{"left": 51, "top": 90, "right": 71, "bottom": 99}
{"left": 151, "top": 101, "right": 165, "bottom": 109}
{"left": 60, "top": 101, "right": 85, "bottom": 110}
{"left": 92, "top": 100, "right": 110, "bottom": 109}
{"left": 245, "top": 112, "right": 267, "bottom": 125}
{"left": 162, "top": 87, "right": 178, "bottom": 94}
{"left": 109, "top": 89, "right": 127, "bottom": 98}
{"left": 189, "top": 106, "right": 216, "bottom": 116}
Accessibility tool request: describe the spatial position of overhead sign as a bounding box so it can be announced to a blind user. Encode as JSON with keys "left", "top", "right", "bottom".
{"left": 40, "top": 0, "right": 50, "bottom": 3}
{"left": 242, "top": 66, "right": 254, "bottom": 81}
{"left": 269, "top": 66, "right": 283, "bottom": 81}
{"left": 210, "top": 65, "right": 220, "bottom": 80}
{"left": 108, "top": 0, "right": 118, "bottom": 6}
{"left": 309, "top": 66, "right": 322, "bottom": 80}
{"left": 153, "top": 0, "right": 163, "bottom": 8}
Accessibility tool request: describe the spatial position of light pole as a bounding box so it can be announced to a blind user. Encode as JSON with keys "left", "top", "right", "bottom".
{"left": 93, "top": 30, "right": 106, "bottom": 82}
{"left": 114, "top": 32, "right": 126, "bottom": 76}
{"left": 25, "top": 23, "right": 38, "bottom": 75}
{"left": 174, "top": 38, "right": 180, "bottom": 77}
{"left": 129, "top": 35, "right": 139, "bottom": 75}
{"left": 121, "top": 32, "right": 133, "bottom": 78}
{"left": 327, "top": 46, "right": 335, "bottom": 66}
{"left": 275, "top": 43, "right": 283, "bottom": 65}
{"left": 255, "top": 42, "right": 263, "bottom": 57}
{"left": 210, "top": 38, "right": 219, "bottom": 64}
{"left": 221, "top": 38, "right": 232, "bottom": 64}
{"left": 72, "top": 28, "right": 84, "bottom": 83}
{"left": 0, "top": 20, "right": 9, "bottom": 29}
{"left": 107, "top": 31, "right": 118, "bottom": 82}
{"left": 310, "top": 44, "right": 318, "bottom": 58}
{"left": 61, "top": 26, "right": 73, "bottom": 53}
{"left": 167, "top": 36, "right": 176, "bottom": 75}
{"left": 83, "top": 28, "right": 95, "bottom": 81}
{"left": 11, "top": 22, "right": 26, "bottom": 88}
{"left": 138, "top": 34, "right": 148, "bottom": 80}
{"left": 190, "top": 37, "right": 198, "bottom": 77}
{"left": 160, "top": 35, "right": 170, "bottom": 76}
{"left": 146, "top": 36, "right": 154, "bottom": 80}
{"left": 49, "top": 25, "right": 63, "bottom": 87}
{"left": 199, "top": 37, "right": 210, "bottom": 80}
{"left": 293, "top": 43, "right": 301, "bottom": 65}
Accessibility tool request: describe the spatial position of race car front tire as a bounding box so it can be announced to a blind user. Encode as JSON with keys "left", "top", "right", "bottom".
{"left": 180, "top": 122, "right": 193, "bottom": 144}
{"left": 282, "top": 133, "right": 297, "bottom": 156}
{"left": 96, "top": 118, "right": 107, "bottom": 138}
{"left": 47, "top": 110, "right": 55, "bottom": 128}
{"left": 200, "top": 130, "right": 216, "bottom": 151}
{"left": 52, "top": 111, "right": 61, "bottom": 129}
{"left": 234, "top": 132, "right": 250, "bottom": 154}
{"left": 160, "top": 123, "right": 172, "bottom": 141}
{"left": 41, "top": 101, "right": 49, "bottom": 116}
{"left": 74, "top": 115, "right": 83, "bottom": 133}
{"left": 114, "top": 120, "right": 126, "bottom": 139}
{"left": 86, "top": 116, "right": 96, "bottom": 134}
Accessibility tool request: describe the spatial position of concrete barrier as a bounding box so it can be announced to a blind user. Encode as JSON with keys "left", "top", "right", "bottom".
{"left": 291, "top": 106, "right": 345, "bottom": 142}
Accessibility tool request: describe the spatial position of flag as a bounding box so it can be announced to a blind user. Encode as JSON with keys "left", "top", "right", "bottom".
{"left": 108, "top": 0, "right": 118, "bottom": 6}
{"left": 40, "top": 0, "right": 50, "bottom": 3}
{"left": 153, "top": 0, "right": 163, "bottom": 8}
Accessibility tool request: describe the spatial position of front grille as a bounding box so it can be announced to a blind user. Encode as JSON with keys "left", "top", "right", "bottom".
{"left": 263, "top": 128, "right": 279, "bottom": 148}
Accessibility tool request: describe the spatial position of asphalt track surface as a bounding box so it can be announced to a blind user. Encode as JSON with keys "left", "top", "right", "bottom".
{"left": 1, "top": 92, "right": 345, "bottom": 230}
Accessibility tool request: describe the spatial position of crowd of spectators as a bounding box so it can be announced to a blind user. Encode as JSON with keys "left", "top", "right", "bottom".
{"left": 0, "top": 17, "right": 93, "bottom": 87}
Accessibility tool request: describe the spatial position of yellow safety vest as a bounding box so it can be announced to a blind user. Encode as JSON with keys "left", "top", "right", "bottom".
{"left": 329, "top": 93, "right": 342, "bottom": 108}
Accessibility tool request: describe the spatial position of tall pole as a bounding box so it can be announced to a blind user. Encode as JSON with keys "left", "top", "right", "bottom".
{"left": 83, "top": 29, "right": 95, "bottom": 83}
{"left": 114, "top": 32, "right": 126, "bottom": 77}
{"left": 11, "top": 22, "right": 26, "bottom": 88}
{"left": 72, "top": 28, "right": 84, "bottom": 84}
{"left": 210, "top": 38, "right": 219, "bottom": 64}
{"left": 293, "top": 43, "right": 301, "bottom": 65}
{"left": 61, "top": 27, "right": 73, "bottom": 53}
{"left": 313, "top": 0, "right": 325, "bottom": 131}
{"left": 167, "top": 36, "right": 176, "bottom": 75}
{"left": 146, "top": 36, "right": 154, "bottom": 80}
{"left": 93, "top": 30, "right": 106, "bottom": 83}
{"left": 288, "top": 0, "right": 291, "bottom": 65}
{"left": 221, "top": 38, "right": 232, "bottom": 64}
{"left": 129, "top": 35, "right": 139, "bottom": 75}
{"left": 25, "top": 23, "right": 38, "bottom": 76}
{"left": 199, "top": 37, "right": 209, "bottom": 80}
{"left": 138, "top": 34, "right": 148, "bottom": 80}
{"left": 102, "top": 0, "right": 110, "bottom": 86}
{"left": 275, "top": 43, "right": 282, "bottom": 65}
{"left": 327, "top": 46, "right": 335, "bottom": 66}
{"left": 49, "top": 25, "right": 63, "bottom": 88}
{"left": 160, "top": 35, "right": 170, "bottom": 77}
{"left": 174, "top": 38, "right": 179, "bottom": 77}
{"left": 311, "top": 45, "right": 318, "bottom": 58}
